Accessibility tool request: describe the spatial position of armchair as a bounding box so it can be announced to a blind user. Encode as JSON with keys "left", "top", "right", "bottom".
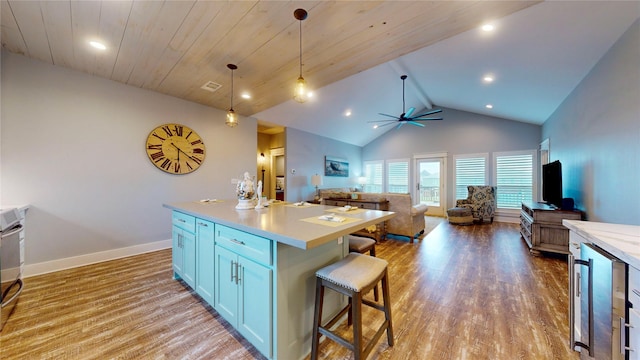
{"left": 456, "top": 186, "right": 497, "bottom": 223}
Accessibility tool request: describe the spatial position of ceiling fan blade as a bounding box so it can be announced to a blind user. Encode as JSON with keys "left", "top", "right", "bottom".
{"left": 408, "top": 121, "right": 425, "bottom": 127}
{"left": 410, "top": 109, "right": 442, "bottom": 118}
{"left": 404, "top": 107, "right": 415, "bottom": 118}
{"left": 378, "top": 113, "right": 400, "bottom": 119}
{"left": 396, "top": 122, "right": 405, "bottom": 129}
{"left": 411, "top": 117, "right": 444, "bottom": 121}
{"left": 373, "top": 121, "right": 399, "bottom": 129}
{"left": 368, "top": 119, "right": 398, "bottom": 123}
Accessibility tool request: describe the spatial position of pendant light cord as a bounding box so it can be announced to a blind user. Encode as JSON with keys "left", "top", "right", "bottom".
{"left": 230, "top": 68, "right": 234, "bottom": 110}
{"left": 299, "top": 19, "right": 303, "bottom": 78}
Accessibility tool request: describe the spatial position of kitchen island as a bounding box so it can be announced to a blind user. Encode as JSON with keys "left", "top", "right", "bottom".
{"left": 163, "top": 200, "right": 395, "bottom": 360}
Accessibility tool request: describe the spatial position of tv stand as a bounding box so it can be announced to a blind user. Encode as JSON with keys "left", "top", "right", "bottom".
{"left": 520, "top": 201, "right": 582, "bottom": 256}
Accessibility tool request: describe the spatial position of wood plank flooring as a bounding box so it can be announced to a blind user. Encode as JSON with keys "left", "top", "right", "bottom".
{"left": 0, "top": 219, "right": 578, "bottom": 360}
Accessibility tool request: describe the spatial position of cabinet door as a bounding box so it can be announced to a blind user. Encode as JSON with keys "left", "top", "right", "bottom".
{"left": 196, "top": 220, "right": 215, "bottom": 306}
{"left": 238, "top": 257, "right": 273, "bottom": 358}
{"left": 182, "top": 230, "right": 196, "bottom": 289}
{"left": 172, "top": 226, "right": 184, "bottom": 279}
{"left": 215, "top": 245, "right": 238, "bottom": 324}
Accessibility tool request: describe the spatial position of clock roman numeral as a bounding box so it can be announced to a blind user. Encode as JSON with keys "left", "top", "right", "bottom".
{"left": 185, "top": 131, "right": 193, "bottom": 139}
{"left": 191, "top": 139, "right": 202, "bottom": 146}
{"left": 190, "top": 156, "right": 202, "bottom": 165}
{"left": 173, "top": 125, "right": 183, "bottom": 137}
{"left": 147, "top": 144, "right": 162, "bottom": 150}
{"left": 186, "top": 162, "right": 194, "bottom": 171}
{"left": 162, "top": 126, "right": 173, "bottom": 137}
{"left": 160, "top": 158, "right": 172, "bottom": 170}
{"left": 174, "top": 161, "right": 181, "bottom": 173}
{"left": 152, "top": 133, "right": 166, "bottom": 141}
{"left": 150, "top": 151, "right": 164, "bottom": 161}
{"left": 193, "top": 148, "right": 204, "bottom": 155}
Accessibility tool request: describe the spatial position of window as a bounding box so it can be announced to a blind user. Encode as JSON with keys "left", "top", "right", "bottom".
{"left": 494, "top": 151, "right": 536, "bottom": 209}
{"left": 454, "top": 154, "right": 488, "bottom": 199}
{"left": 363, "top": 161, "right": 383, "bottom": 193}
{"left": 386, "top": 159, "right": 409, "bottom": 193}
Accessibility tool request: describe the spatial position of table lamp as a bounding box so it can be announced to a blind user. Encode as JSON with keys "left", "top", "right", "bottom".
{"left": 358, "top": 176, "right": 367, "bottom": 192}
{"left": 311, "top": 174, "right": 323, "bottom": 200}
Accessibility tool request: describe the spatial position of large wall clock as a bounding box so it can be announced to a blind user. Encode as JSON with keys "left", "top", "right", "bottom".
{"left": 146, "top": 123, "right": 205, "bottom": 174}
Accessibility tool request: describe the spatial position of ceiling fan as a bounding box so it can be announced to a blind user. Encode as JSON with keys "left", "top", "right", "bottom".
{"left": 369, "top": 75, "right": 443, "bottom": 129}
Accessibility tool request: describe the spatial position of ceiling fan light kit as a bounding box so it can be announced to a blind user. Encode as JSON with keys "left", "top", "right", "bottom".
{"left": 293, "top": 8, "right": 309, "bottom": 103}
{"left": 368, "top": 75, "right": 443, "bottom": 129}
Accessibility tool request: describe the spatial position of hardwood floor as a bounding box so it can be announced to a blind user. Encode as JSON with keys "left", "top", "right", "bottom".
{"left": 0, "top": 219, "right": 578, "bottom": 360}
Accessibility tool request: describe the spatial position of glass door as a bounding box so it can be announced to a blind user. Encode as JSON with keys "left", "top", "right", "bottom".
{"left": 415, "top": 157, "right": 446, "bottom": 216}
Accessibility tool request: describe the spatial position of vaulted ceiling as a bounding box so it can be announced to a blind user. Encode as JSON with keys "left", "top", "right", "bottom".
{"left": 2, "top": 1, "right": 638, "bottom": 146}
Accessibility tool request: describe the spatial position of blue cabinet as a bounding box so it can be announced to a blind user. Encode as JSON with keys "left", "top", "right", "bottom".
{"left": 215, "top": 225, "right": 273, "bottom": 358}
{"left": 195, "top": 219, "right": 215, "bottom": 306}
{"left": 172, "top": 212, "right": 196, "bottom": 288}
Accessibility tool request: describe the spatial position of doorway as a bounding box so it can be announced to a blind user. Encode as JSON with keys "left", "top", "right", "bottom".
{"left": 414, "top": 154, "right": 447, "bottom": 216}
{"left": 271, "top": 147, "right": 285, "bottom": 201}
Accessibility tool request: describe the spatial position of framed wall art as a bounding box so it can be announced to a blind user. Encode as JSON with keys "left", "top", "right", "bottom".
{"left": 324, "top": 156, "right": 349, "bottom": 177}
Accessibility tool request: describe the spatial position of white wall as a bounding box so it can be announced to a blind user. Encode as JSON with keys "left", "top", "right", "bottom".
{"left": 1, "top": 51, "right": 257, "bottom": 273}
{"left": 542, "top": 20, "right": 640, "bottom": 225}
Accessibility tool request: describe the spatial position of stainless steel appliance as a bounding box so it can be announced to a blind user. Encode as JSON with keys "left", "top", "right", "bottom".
{"left": 1, "top": 208, "right": 24, "bottom": 331}
{"left": 570, "top": 242, "right": 628, "bottom": 359}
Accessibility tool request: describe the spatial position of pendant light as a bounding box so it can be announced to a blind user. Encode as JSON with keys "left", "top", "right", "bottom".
{"left": 293, "top": 8, "right": 309, "bottom": 103}
{"left": 226, "top": 63, "right": 238, "bottom": 127}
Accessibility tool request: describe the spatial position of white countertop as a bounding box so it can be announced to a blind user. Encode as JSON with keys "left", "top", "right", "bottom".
{"left": 164, "top": 200, "right": 396, "bottom": 250}
{"left": 563, "top": 220, "right": 640, "bottom": 269}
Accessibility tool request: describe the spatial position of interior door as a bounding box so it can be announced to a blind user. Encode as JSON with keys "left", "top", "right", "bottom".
{"left": 415, "top": 157, "right": 446, "bottom": 216}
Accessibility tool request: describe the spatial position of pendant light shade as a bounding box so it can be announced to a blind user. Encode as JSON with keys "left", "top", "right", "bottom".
{"left": 226, "top": 64, "right": 238, "bottom": 127}
{"left": 293, "top": 8, "right": 309, "bottom": 103}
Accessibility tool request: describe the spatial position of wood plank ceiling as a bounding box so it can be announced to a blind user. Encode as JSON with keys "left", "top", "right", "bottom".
{"left": 1, "top": 1, "right": 539, "bottom": 117}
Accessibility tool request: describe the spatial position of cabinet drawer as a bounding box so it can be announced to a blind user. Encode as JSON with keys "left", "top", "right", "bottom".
{"left": 216, "top": 225, "right": 272, "bottom": 266}
{"left": 630, "top": 265, "right": 640, "bottom": 306}
{"left": 359, "top": 203, "right": 377, "bottom": 210}
{"left": 172, "top": 211, "right": 195, "bottom": 233}
{"left": 324, "top": 200, "right": 347, "bottom": 207}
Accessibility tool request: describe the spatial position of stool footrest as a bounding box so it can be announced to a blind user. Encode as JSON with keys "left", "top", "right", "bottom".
{"left": 323, "top": 304, "right": 351, "bottom": 330}
{"left": 362, "top": 298, "right": 385, "bottom": 311}
{"left": 318, "top": 327, "right": 355, "bottom": 352}
{"left": 362, "top": 319, "right": 391, "bottom": 358}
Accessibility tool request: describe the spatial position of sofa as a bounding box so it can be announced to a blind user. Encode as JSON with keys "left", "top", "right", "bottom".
{"left": 455, "top": 185, "right": 497, "bottom": 223}
{"left": 318, "top": 189, "right": 428, "bottom": 243}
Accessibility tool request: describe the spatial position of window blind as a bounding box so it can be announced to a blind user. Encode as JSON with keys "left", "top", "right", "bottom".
{"left": 455, "top": 156, "right": 486, "bottom": 199}
{"left": 387, "top": 160, "right": 409, "bottom": 193}
{"left": 363, "top": 161, "right": 383, "bottom": 193}
{"left": 495, "top": 153, "right": 534, "bottom": 209}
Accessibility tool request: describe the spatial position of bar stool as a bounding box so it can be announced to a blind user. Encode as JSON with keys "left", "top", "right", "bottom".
{"left": 311, "top": 253, "right": 394, "bottom": 360}
{"left": 348, "top": 235, "right": 378, "bottom": 301}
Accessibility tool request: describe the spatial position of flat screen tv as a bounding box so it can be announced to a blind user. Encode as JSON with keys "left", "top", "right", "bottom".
{"left": 542, "top": 160, "right": 562, "bottom": 208}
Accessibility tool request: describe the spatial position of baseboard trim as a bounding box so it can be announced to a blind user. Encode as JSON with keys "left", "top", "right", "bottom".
{"left": 23, "top": 239, "right": 172, "bottom": 278}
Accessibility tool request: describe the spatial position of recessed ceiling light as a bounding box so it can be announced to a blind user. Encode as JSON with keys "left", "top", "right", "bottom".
{"left": 373, "top": 124, "right": 379, "bottom": 129}
{"left": 481, "top": 24, "right": 494, "bottom": 32}
{"left": 345, "top": 110, "right": 352, "bottom": 117}
{"left": 483, "top": 75, "right": 494, "bottom": 83}
{"left": 241, "top": 92, "right": 251, "bottom": 99}
{"left": 486, "top": 104, "right": 493, "bottom": 109}
{"left": 89, "top": 41, "right": 106, "bottom": 50}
